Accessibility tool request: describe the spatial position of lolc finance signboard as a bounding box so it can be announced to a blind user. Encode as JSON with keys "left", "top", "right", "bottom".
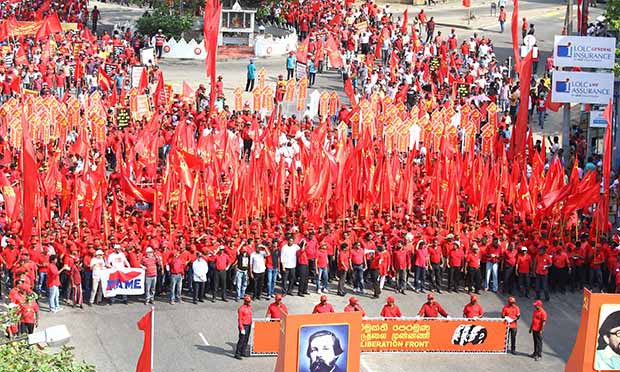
{"left": 551, "top": 71, "right": 614, "bottom": 105}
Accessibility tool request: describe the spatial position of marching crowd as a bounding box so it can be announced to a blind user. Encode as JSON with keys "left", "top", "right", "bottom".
{"left": 0, "top": 0, "right": 617, "bottom": 367}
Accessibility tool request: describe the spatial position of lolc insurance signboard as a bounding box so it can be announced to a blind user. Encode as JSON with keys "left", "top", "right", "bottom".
{"left": 553, "top": 36, "right": 616, "bottom": 69}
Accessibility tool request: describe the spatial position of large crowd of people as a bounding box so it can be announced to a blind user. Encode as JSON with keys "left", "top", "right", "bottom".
{"left": 0, "top": 0, "right": 618, "bottom": 362}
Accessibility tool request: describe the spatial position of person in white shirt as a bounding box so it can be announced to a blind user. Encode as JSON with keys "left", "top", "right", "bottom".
{"left": 192, "top": 252, "right": 209, "bottom": 304}
{"left": 106, "top": 244, "right": 130, "bottom": 304}
{"left": 249, "top": 243, "right": 270, "bottom": 300}
{"left": 88, "top": 250, "right": 107, "bottom": 306}
{"left": 280, "top": 236, "right": 300, "bottom": 295}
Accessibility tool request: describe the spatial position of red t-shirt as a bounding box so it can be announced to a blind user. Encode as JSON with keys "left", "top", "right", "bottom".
{"left": 516, "top": 254, "right": 532, "bottom": 274}
{"left": 502, "top": 304, "right": 521, "bottom": 329}
{"left": 448, "top": 249, "right": 464, "bottom": 267}
{"left": 530, "top": 308, "right": 547, "bottom": 331}
{"left": 534, "top": 254, "right": 552, "bottom": 275}
{"left": 266, "top": 302, "right": 288, "bottom": 319}
{"left": 312, "top": 303, "right": 335, "bottom": 314}
{"left": 381, "top": 304, "right": 402, "bottom": 317}
{"left": 466, "top": 252, "right": 481, "bottom": 269}
{"left": 316, "top": 250, "right": 328, "bottom": 268}
{"left": 463, "top": 303, "right": 484, "bottom": 318}
{"left": 47, "top": 264, "right": 60, "bottom": 288}
{"left": 20, "top": 302, "right": 39, "bottom": 324}
{"left": 350, "top": 248, "right": 365, "bottom": 265}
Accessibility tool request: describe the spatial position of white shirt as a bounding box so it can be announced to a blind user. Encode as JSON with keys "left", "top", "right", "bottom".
{"left": 107, "top": 252, "right": 129, "bottom": 269}
{"left": 280, "top": 243, "right": 300, "bottom": 269}
{"left": 90, "top": 257, "right": 107, "bottom": 279}
{"left": 192, "top": 258, "right": 209, "bottom": 282}
{"left": 250, "top": 251, "right": 267, "bottom": 274}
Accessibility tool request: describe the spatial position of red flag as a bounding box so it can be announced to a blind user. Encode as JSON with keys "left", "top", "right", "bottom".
{"left": 153, "top": 75, "right": 164, "bottom": 107}
{"left": 401, "top": 9, "right": 409, "bottom": 34}
{"left": 14, "top": 45, "right": 27, "bottom": 65}
{"left": 296, "top": 37, "right": 309, "bottom": 65}
{"left": 0, "top": 170, "right": 16, "bottom": 219}
{"left": 324, "top": 34, "right": 343, "bottom": 68}
{"left": 182, "top": 81, "right": 194, "bottom": 98}
{"left": 97, "top": 67, "right": 113, "bottom": 91}
{"left": 544, "top": 89, "right": 563, "bottom": 112}
{"left": 511, "top": 0, "right": 522, "bottom": 71}
{"left": 136, "top": 309, "right": 154, "bottom": 372}
{"left": 203, "top": 0, "right": 222, "bottom": 79}
{"left": 35, "top": 21, "right": 52, "bottom": 42}
{"left": 510, "top": 50, "right": 532, "bottom": 163}
{"left": 0, "top": 22, "right": 8, "bottom": 42}
{"left": 138, "top": 67, "right": 148, "bottom": 93}
{"left": 47, "top": 13, "right": 63, "bottom": 33}
{"left": 463, "top": 0, "right": 471, "bottom": 7}
{"left": 344, "top": 78, "right": 356, "bottom": 105}
{"left": 10, "top": 76, "right": 20, "bottom": 94}
{"left": 81, "top": 27, "right": 97, "bottom": 43}
{"left": 21, "top": 110, "right": 37, "bottom": 244}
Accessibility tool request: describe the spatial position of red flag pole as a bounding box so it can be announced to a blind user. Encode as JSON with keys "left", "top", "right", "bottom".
{"left": 151, "top": 307, "right": 155, "bottom": 372}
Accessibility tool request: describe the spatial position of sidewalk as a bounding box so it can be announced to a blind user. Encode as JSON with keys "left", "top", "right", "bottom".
{"left": 378, "top": 0, "right": 567, "bottom": 31}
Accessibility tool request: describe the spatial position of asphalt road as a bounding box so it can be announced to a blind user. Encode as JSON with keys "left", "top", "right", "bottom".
{"left": 37, "top": 282, "right": 583, "bottom": 372}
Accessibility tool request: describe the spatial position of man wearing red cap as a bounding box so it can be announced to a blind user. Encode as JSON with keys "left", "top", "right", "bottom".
{"left": 344, "top": 297, "right": 366, "bottom": 317}
{"left": 380, "top": 296, "right": 402, "bottom": 317}
{"left": 312, "top": 295, "right": 335, "bottom": 314}
{"left": 463, "top": 294, "right": 484, "bottom": 319}
{"left": 417, "top": 293, "right": 448, "bottom": 318}
{"left": 234, "top": 295, "right": 253, "bottom": 359}
{"left": 529, "top": 300, "right": 547, "bottom": 361}
{"left": 502, "top": 297, "right": 521, "bottom": 354}
{"left": 266, "top": 294, "right": 288, "bottom": 320}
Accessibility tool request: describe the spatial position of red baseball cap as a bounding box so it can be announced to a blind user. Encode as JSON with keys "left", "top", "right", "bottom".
{"left": 275, "top": 294, "right": 283, "bottom": 301}
{"left": 243, "top": 295, "right": 252, "bottom": 303}
{"left": 320, "top": 295, "right": 328, "bottom": 302}
{"left": 427, "top": 293, "right": 435, "bottom": 300}
{"left": 533, "top": 300, "right": 543, "bottom": 307}
{"left": 508, "top": 297, "right": 516, "bottom": 303}
{"left": 386, "top": 296, "right": 395, "bottom": 303}
{"left": 349, "top": 297, "right": 358, "bottom": 304}
{"left": 470, "top": 294, "right": 478, "bottom": 302}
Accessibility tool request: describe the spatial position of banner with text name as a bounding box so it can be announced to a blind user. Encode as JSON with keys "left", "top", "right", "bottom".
{"left": 100, "top": 268, "right": 145, "bottom": 298}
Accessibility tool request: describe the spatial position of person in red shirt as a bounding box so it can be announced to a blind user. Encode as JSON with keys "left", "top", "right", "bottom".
{"left": 428, "top": 239, "right": 444, "bottom": 293}
{"left": 589, "top": 245, "right": 606, "bottom": 293}
{"left": 47, "top": 255, "right": 67, "bottom": 313}
{"left": 569, "top": 241, "right": 586, "bottom": 291}
{"left": 337, "top": 244, "right": 351, "bottom": 296}
{"left": 344, "top": 297, "right": 366, "bottom": 317}
{"left": 234, "top": 295, "right": 253, "bottom": 360}
{"left": 212, "top": 246, "right": 230, "bottom": 302}
{"left": 550, "top": 245, "right": 570, "bottom": 294}
{"left": 391, "top": 241, "right": 409, "bottom": 294}
{"left": 534, "top": 247, "right": 552, "bottom": 301}
{"left": 350, "top": 242, "right": 366, "bottom": 294}
{"left": 313, "top": 295, "right": 335, "bottom": 314}
{"left": 463, "top": 294, "right": 484, "bottom": 319}
{"left": 417, "top": 293, "right": 448, "bottom": 318}
{"left": 516, "top": 246, "right": 533, "bottom": 297}
{"left": 529, "top": 300, "right": 547, "bottom": 361}
{"left": 315, "top": 244, "right": 329, "bottom": 293}
{"left": 168, "top": 250, "right": 185, "bottom": 304}
{"left": 465, "top": 245, "right": 482, "bottom": 294}
{"left": 502, "top": 297, "right": 521, "bottom": 354}
{"left": 380, "top": 296, "right": 402, "bottom": 318}
{"left": 502, "top": 243, "right": 517, "bottom": 295}
{"left": 141, "top": 247, "right": 159, "bottom": 304}
{"left": 265, "top": 294, "right": 288, "bottom": 320}
{"left": 69, "top": 261, "right": 83, "bottom": 309}
{"left": 447, "top": 241, "right": 464, "bottom": 292}
{"left": 19, "top": 299, "right": 39, "bottom": 335}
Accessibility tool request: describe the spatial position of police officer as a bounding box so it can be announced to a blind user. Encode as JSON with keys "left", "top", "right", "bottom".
{"left": 234, "top": 295, "right": 253, "bottom": 360}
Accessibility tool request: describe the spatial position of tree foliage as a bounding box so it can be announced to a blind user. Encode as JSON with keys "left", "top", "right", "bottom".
{"left": 136, "top": 7, "right": 194, "bottom": 39}
{"left": 605, "top": 0, "right": 620, "bottom": 30}
{"left": 0, "top": 341, "right": 95, "bottom": 372}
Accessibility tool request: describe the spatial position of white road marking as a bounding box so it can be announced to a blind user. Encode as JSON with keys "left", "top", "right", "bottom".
{"left": 198, "top": 332, "right": 209, "bottom": 346}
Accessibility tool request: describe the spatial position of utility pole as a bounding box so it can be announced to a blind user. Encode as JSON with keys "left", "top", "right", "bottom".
{"left": 561, "top": 0, "right": 573, "bottom": 166}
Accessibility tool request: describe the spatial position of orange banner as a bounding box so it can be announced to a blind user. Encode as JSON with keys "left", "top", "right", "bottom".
{"left": 253, "top": 317, "right": 508, "bottom": 354}
{"left": 9, "top": 21, "right": 78, "bottom": 37}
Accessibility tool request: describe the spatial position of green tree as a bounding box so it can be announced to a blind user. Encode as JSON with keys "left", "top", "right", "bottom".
{"left": 136, "top": 7, "right": 194, "bottom": 39}
{"left": 0, "top": 342, "right": 95, "bottom": 372}
{"left": 605, "top": 0, "right": 620, "bottom": 30}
